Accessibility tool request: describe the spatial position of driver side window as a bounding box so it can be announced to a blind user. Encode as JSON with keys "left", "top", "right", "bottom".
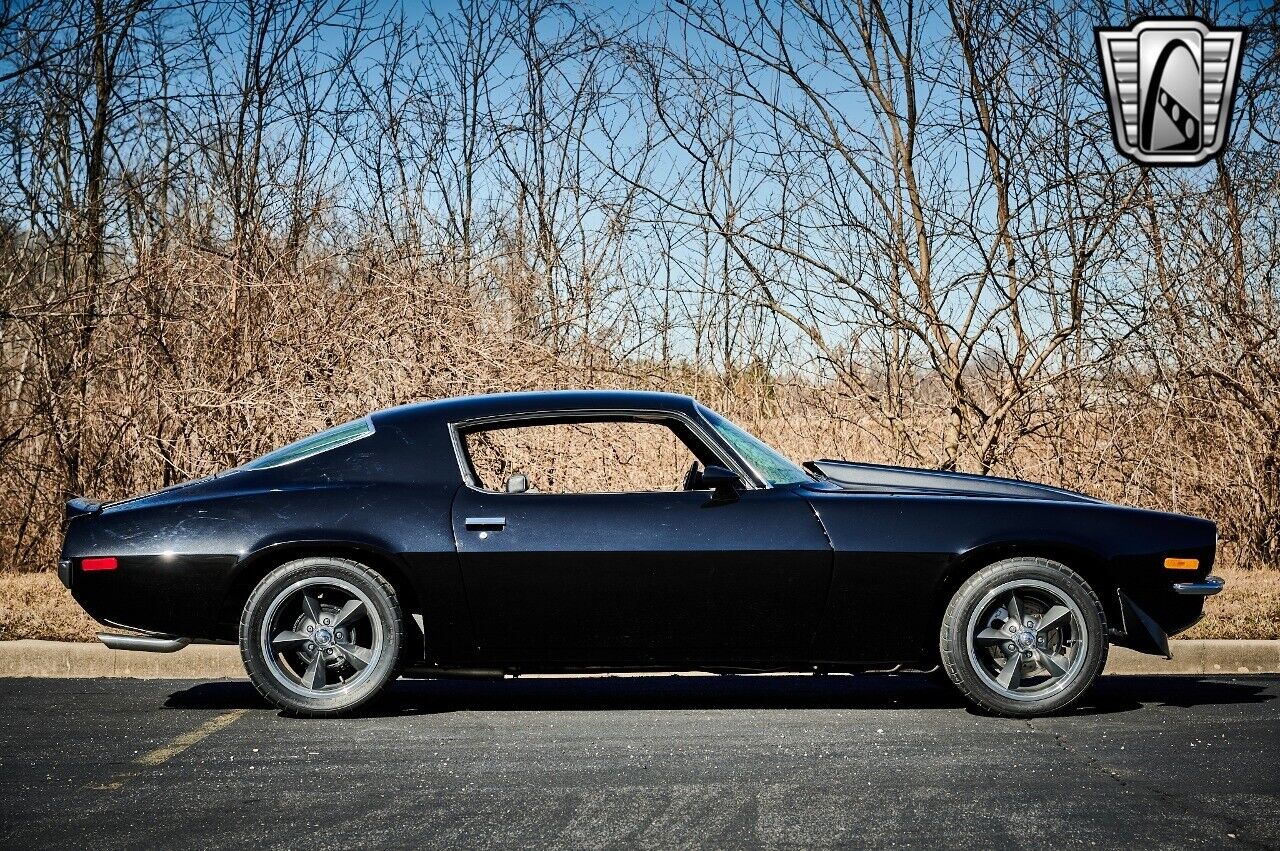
{"left": 463, "top": 420, "right": 699, "bottom": 494}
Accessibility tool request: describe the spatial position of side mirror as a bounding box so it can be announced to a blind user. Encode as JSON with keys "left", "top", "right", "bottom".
{"left": 506, "top": 474, "right": 529, "bottom": 494}
{"left": 700, "top": 465, "right": 741, "bottom": 501}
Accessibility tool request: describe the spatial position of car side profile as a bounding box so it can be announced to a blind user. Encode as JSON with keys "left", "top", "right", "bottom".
{"left": 59, "top": 390, "right": 1223, "bottom": 717}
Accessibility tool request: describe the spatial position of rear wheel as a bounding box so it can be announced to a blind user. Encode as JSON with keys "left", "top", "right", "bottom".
{"left": 940, "top": 557, "right": 1107, "bottom": 717}
{"left": 240, "top": 557, "right": 403, "bottom": 716}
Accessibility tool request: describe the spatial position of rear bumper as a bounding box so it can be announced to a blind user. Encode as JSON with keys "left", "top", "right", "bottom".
{"left": 65, "top": 554, "right": 238, "bottom": 640}
{"left": 1172, "top": 575, "right": 1225, "bottom": 596}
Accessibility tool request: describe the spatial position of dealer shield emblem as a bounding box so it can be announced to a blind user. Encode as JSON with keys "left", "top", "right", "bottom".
{"left": 1096, "top": 18, "right": 1245, "bottom": 166}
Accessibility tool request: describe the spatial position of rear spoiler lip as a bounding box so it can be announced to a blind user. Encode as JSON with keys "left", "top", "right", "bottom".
{"left": 65, "top": 497, "right": 105, "bottom": 520}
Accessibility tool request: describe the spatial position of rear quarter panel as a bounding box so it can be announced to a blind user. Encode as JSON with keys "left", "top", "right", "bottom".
{"left": 63, "top": 480, "right": 463, "bottom": 642}
{"left": 62, "top": 412, "right": 469, "bottom": 647}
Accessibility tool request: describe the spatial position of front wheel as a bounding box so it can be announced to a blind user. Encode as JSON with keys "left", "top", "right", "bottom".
{"left": 240, "top": 557, "right": 404, "bottom": 716}
{"left": 939, "top": 557, "right": 1107, "bottom": 717}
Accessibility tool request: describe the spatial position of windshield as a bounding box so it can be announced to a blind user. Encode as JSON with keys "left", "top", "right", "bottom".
{"left": 242, "top": 418, "right": 374, "bottom": 470}
{"left": 699, "top": 407, "right": 812, "bottom": 486}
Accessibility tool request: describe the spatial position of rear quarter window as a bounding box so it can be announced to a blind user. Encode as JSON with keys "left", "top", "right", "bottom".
{"left": 242, "top": 418, "right": 375, "bottom": 470}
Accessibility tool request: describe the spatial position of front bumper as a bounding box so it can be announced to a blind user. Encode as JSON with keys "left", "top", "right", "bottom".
{"left": 1115, "top": 574, "right": 1226, "bottom": 658}
{"left": 1172, "top": 575, "right": 1225, "bottom": 596}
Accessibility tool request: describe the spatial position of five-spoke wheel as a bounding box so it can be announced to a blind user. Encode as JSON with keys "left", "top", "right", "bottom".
{"left": 940, "top": 557, "right": 1107, "bottom": 717}
{"left": 967, "top": 580, "right": 1087, "bottom": 700}
{"left": 240, "top": 557, "right": 403, "bottom": 716}
{"left": 262, "top": 577, "right": 382, "bottom": 696}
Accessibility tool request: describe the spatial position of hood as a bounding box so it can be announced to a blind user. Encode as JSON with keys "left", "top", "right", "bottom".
{"left": 805, "top": 459, "right": 1101, "bottom": 503}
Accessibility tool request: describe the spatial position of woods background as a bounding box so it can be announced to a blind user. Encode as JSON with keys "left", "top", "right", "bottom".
{"left": 1, "top": 0, "right": 1278, "bottom": 581}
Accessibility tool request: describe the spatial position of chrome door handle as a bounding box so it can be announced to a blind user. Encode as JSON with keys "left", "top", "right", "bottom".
{"left": 465, "top": 516, "right": 506, "bottom": 531}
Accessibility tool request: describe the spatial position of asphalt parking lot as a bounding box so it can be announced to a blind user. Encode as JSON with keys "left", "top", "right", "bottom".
{"left": 0, "top": 674, "right": 1276, "bottom": 850}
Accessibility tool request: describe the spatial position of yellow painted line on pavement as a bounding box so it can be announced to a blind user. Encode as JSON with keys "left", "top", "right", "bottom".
{"left": 134, "top": 709, "right": 247, "bottom": 766}
{"left": 90, "top": 709, "right": 248, "bottom": 790}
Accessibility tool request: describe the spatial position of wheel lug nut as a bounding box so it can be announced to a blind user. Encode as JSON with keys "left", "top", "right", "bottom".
{"left": 306, "top": 642, "right": 314, "bottom": 651}
{"left": 326, "top": 648, "right": 334, "bottom": 655}
{"left": 322, "top": 618, "right": 330, "bottom": 625}
{"left": 307, "top": 625, "right": 314, "bottom": 632}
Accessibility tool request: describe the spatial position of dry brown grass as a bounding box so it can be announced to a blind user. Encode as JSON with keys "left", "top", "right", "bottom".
{"left": 2, "top": 564, "right": 1275, "bottom": 644}
{"left": 1183, "top": 566, "right": 1280, "bottom": 640}
{"left": 0, "top": 572, "right": 103, "bottom": 642}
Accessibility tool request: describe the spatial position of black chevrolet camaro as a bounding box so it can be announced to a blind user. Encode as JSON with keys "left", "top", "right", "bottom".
{"left": 60, "top": 390, "right": 1222, "bottom": 716}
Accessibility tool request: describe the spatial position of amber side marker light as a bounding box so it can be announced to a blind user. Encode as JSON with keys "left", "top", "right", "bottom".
{"left": 1164, "top": 557, "right": 1199, "bottom": 571}
{"left": 81, "top": 557, "right": 118, "bottom": 572}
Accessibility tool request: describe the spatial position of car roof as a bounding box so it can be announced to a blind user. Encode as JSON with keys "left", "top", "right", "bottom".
{"left": 371, "top": 389, "right": 702, "bottom": 428}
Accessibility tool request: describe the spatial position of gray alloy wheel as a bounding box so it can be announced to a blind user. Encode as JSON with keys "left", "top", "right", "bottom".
{"left": 940, "top": 557, "right": 1107, "bottom": 717}
{"left": 240, "top": 557, "right": 403, "bottom": 716}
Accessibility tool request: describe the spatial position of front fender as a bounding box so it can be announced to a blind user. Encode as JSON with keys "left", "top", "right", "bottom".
{"left": 805, "top": 490, "right": 1215, "bottom": 664}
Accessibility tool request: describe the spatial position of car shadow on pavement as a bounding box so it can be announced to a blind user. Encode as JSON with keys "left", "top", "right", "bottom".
{"left": 1085, "top": 674, "right": 1276, "bottom": 712}
{"left": 164, "top": 673, "right": 1275, "bottom": 718}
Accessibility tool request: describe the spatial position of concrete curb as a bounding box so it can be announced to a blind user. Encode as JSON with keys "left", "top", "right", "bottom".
{"left": 0, "top": 640, "right": 247, "bottom": 679}
{"left": 1107, "top": 641, "right": 1280, "bottom": 675}
{"left": 0, "top": 639, "right": 1276, "bottom": 680}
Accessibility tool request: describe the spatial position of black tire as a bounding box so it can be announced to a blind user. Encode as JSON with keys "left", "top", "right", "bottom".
{"left": 939, "top": 557, "right": 1107, "bottom": 717}
{"left": 239, "top": 557, "right": 403, "bottom": 716}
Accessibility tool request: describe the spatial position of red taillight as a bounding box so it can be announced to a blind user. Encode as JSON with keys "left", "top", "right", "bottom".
{"left": 81, "top": 557, "right": 118, "bottom": 572}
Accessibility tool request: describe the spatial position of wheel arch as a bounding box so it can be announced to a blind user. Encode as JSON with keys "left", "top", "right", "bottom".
{"left": 930, "top": 541, "right": 1119, "bottom": 648}
{"left": 217, "top": 540, "right": 421, "bottom": 642}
